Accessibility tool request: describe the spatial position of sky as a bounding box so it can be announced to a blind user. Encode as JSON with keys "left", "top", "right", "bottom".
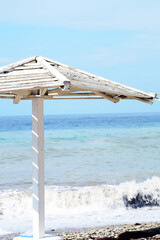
{"left": 0, "top": 0, "right": 160, "bottom": 116}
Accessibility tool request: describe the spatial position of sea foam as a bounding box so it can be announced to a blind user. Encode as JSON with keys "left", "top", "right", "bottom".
{"left": 1, "top": 176, "right": 160, "bottom": 235}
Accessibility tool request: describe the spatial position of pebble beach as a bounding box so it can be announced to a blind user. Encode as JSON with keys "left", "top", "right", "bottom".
{"left": 58, "top": 222, "right": 160, "bottom": 240}
{"left": 2, "top": 222, "right": 160, "bottom": 240}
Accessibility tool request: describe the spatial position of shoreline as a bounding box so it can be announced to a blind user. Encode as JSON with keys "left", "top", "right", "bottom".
{"left": 1, "top": 222, "right": 160, "bottom": 240}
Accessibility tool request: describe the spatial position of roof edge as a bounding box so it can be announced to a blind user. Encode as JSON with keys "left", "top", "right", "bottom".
{"left": 0, "top": 56, "right": 37, "bottom": 74}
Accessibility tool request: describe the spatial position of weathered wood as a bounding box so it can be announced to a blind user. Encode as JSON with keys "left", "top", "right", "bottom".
{"left": 0, "top": 76, "right": 57, "bottom": 84}
{"left": 0, "top": 56, "right": 36, "bottom": 74}
{"left": 48, "top": 90, "right": 95, "bottom": 97}
{"left": 0, "top": 55, "right": 158, "bottom": 104}
{"left": 0, "top": 76, "right": 55, "bottom": 84}
{"left": 13, "top": 95, "right": 22, "bottom": 104}
{"left": 40, "top": 88, "right": 48, "bottom": 96}
{"left": 36, "top": 56, "right": 70, "bottom": 90}
{"left": 52, "top": 96, "right": 102, "bottom": 99}
{"left": 54, "top": 64, "right": 157, "bottom": 99}
{"left": 69, "top": 80, "right": 148, "bottom": 99}
{"left": 23, "top": 63, "right": 41, "bottom": 67}
{"left": 93, "top": 91, "right": 119, "bottom": 103}
{"left": 0, "top": 69, "right": 49, "bottom": 77}
{"left": 0, "top": 92, "right": 14, "bottom": 95}
{"left": 0, "top": 78, "right": 60, "bottom": 89}
{"left": 0, "top": 95, "right": 14, "bottom": 99}
{"left": 0, "top": 82, "right": 63, "bottom": 93}
{"left": 14, "top": 65, "right": 42, "bottom": 70}
{"left": 23, "top": 95, "right": 103, "bottom": 100}
{"left": 12, "top": 90, "right": 31, "bottom": 96}
{"left": 126, "top": 96, "right": 154, "bottom": 105}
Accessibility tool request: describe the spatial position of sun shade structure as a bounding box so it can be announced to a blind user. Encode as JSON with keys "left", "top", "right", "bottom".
{"left": 0, "top": 56, "right": 158, "bottom": 240}
{"left": 0, "top": 56, "right": 158, "bottom": 104}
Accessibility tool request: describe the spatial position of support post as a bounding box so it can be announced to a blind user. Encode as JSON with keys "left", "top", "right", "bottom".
{"left": 32, "top": 98, "right": 45, "bottom": 239}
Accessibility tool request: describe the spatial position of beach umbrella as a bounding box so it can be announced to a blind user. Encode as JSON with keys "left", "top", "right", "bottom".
{"left": 0, "top": 56, "right": 158, "bottom": 240}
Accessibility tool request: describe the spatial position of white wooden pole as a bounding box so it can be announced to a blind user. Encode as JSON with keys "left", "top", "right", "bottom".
{"left": 32, "top": 98, "right": 45, "bottom": 239}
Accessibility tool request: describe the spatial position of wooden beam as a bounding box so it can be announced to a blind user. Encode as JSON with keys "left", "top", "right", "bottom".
{"left": 24, "top": 95, "right": 103, "bottom": 100}
{"left": 40, "top": 88, "right": 48, "bottom": 96}
{"left": 93, "top": 91, "right": 119, "bottom": 103}
{"left": 36, "top": 56, "right": 70, "bottom": 91}
{"left": 126, "top": 96, "right": 154, "bottom": 105}
{"left": 13, "top": 95, "right": 22, "bottom": 104}
{"left": 12, "top": 90, "right": 31, "bottom": 96}
{"left": 48, "top": 89, "right": 95, "bottom": 97}
{"left": 0, "top": 96, "right": 14, "bottom": 99}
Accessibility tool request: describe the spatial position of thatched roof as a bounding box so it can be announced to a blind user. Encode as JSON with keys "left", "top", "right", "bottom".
{"left": 0, "top": 56, "right": 158, "bottom": 104}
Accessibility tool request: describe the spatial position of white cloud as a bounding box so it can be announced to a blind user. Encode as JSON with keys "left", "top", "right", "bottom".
{"left": 0, "top": 0, "right": 160, "bottom": 30}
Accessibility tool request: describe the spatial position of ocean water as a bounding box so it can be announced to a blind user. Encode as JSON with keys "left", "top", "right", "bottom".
{"left": 0, "top": 112, "right": 160, "bottom": 235}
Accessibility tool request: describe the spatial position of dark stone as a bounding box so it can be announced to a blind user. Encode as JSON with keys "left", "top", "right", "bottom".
{"left": 117, "top": 227, "right": 160, "bottom": 240}
{"left": 123, "top": 193, "right": 160, "bottom": 208}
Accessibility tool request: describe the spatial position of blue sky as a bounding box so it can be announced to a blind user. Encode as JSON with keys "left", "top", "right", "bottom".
{"left": 0, "top": 0, "right": 160, "bottom": 116}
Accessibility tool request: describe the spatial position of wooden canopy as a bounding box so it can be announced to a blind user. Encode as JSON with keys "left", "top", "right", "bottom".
{"left": 0, "top": 56, "right": 158, "bottom": 104}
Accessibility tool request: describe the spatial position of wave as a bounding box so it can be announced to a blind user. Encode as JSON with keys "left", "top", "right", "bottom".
{"left": 1, "top": 176, "right": 160, "bottom": 217}
{"left": 1, "top": 176, "right": 160, "bottom": 234}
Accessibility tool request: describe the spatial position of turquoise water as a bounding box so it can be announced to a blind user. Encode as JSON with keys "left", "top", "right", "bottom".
{"left": 0, "top": 113, "right": 160, "bottom": 189}
{"left": 0, "top": 112, "right": 160, "bottom": 235}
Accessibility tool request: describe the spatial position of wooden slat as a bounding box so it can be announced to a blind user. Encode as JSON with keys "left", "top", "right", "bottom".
{"left": 54, "top": 65, "right": 156, "bottom": 99}
{"left": 0, "top": 69, "right": 49, "bottom": 77}
{"left": 36, "top": 56, "right": 70, "bottom": 90}
{"left": 23, "top": 63, "right": 41, "bottom": 67}
{"left": 0, "top": 75, "right": 55, "bottom": 86}
{"left": 0, "top": 77, "right": 60, "bottom": 88}
{"left": 69, "top": 80, "right": 155, "bottom": 99}
{"left": 0, "top": 82, "right": 63, "bottom": 93}
{"left": 0, "top": 76, "right": 56, "bottom": 84}
{"left": 14, "top": 65, "right": 42, "bottom": 70}
{"left": 69, "top": 80, "right": 130, "bottom": 96}
{"left": 0, "top": 56, "right": 36, "bottom": 74}
{"left": 11, "top": 66, "right": 43, "bottom": 70}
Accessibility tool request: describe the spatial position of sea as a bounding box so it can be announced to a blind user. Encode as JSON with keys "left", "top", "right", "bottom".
{"left": 0, "top": 112, "right": 160, "bottom": 236}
